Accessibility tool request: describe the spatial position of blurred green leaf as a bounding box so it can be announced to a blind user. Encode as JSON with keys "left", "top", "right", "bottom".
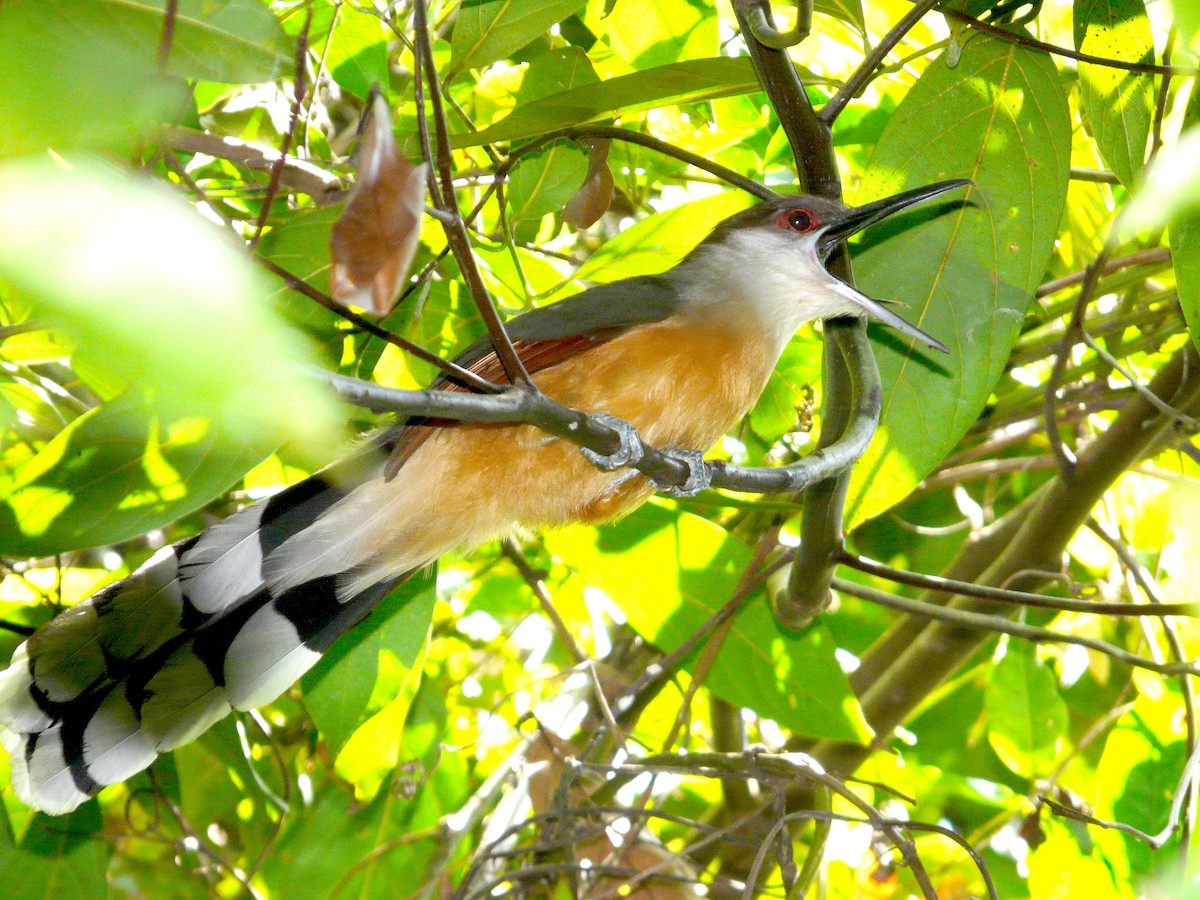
{"left": 0, "top": 805, "right": 108, "bottom": 899}
{"left": 846, "top": 35, "right": 1071, "bottom": 528}
{"left": 506, "top": 48, "right": 597, "bottom": 224}
{"left": 1172, "top": 0, "right": 1200, "bottom": 48}
{"left": 607, "top": 0, "right": 717, "bottom": 69}
{"left": 547, "top": 505, "right": 872, "bottom": 742}
{"left": 302, "top": 570, "right": 437, "bottom": 756}
{"left": 446, "top": 57, "right": 786, "bottom": 149}
{"left": 318, "top": 4, "right": 390, "bottom": 100}
{"left": 0, "top": 160, "right": 342, "bottom": 458}
{"left": 1074, "top": 0, "right": 1154, "bottom": 187}
{"left": 984, "top": 642, "right": 1068, "bottom": 778}
{"left": 449, "top": 0, "right": 587, "bottom": 77}
{"left": 0, "top": 392, "right": 268, "bottom": 555}
{"left": 0, "top": 0, "right": 186, "bottom": 157}
{"left": 749, "top": 332, "right": 822, "bottom": 445}
{"left": 1169, "top": 216, "right": 1200, "bottom": 353}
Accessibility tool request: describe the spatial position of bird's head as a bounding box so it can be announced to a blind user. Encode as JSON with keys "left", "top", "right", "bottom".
{"left": 683, "top": 179, "right": 972, "bottom": 353}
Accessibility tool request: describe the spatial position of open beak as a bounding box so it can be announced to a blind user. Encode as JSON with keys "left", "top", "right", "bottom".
{"left": 816, "top": 178, "right": 972, "bottom": 355}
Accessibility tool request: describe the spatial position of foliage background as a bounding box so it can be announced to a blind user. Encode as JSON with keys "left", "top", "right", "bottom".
{"left": 0, "top": 0, "right": 1199, "bottom": 897}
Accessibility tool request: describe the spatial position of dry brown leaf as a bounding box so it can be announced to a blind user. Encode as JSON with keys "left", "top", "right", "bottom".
{"left": 562, "top": 137, "right": 614, "bottom": 228}
{"left": 329, "top": 94, "right": 427, "bottom": 316}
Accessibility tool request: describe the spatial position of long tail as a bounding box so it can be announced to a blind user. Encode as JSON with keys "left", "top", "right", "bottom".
{"left": 0, "top": 449, "right": 413, "bottom": 814}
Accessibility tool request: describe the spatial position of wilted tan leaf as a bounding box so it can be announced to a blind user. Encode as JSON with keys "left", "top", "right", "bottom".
{"left": 562, "top": 136, "right": 614, "bottom": 228}
{"left": 329, "top": 94, "right": 427, "bottom": 316}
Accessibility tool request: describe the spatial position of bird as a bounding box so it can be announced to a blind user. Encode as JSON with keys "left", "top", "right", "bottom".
{"left": 0, "top": 179, "right": 969, "bottom": 813}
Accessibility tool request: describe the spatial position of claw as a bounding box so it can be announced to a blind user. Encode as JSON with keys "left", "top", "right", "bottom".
{"left": 652, "top": 448, "right": 712, "bottom": 498}
{"left": 581, "top": 413, "right": 644, "bottom": 471}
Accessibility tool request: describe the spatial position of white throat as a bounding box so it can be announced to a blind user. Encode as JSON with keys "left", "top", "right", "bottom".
{"left": 673, "top": 228, "right": 866, "bottom": 358}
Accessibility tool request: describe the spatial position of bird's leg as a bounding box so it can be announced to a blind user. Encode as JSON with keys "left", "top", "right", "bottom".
{"left": 650, "top": 449, "right": 712, "bottom": 498}
{"left": 580, "top": 412, "right": 644, "bottom": 470}
{"left": 579, "top": 414, "right": 713, "bottom": 497}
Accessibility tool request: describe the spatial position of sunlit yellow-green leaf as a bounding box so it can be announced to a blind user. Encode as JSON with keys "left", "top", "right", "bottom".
{"left": 984, "top": 641, "right": 1068, "bottom": 778}
{"left": 845, "top": 35, "right": 1071, "bottom": 528}
{"left": 547, "top": 505, "right": 872, "bottom": 742}
{"left": 0, "top": 160, "right": 342, "bottom": 458}
{"left": 1074, "top": 0, "right": 1155, "bottom": 187}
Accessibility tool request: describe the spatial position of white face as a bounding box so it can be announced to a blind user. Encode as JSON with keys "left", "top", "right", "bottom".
{"left": 675, "top": 200, "right": 945, "bottom": 355}
{"left": 675, "top": 204, "right": 875, "bottom": 355}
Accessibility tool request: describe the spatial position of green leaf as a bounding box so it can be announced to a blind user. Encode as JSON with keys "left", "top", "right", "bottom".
{"left": 445, "top": 57, "right": 785, "bottom": 149}
{"left": 607, "top": 0, "right": 717, "bottom": 69}
{"left": 322, "top": 5, "right": 390, "bottom": 100}
{"left": 561, "top": 190, "right": 754, "bottom": 287}
{"left": 1074, "top": 0, "right": 1155, "bottom": 187}
{"left": 845, "top": 35, "right": 1071, "bottom": 529}
{"left": 0, "top": 161, "right": 342, "bottom": 458}
{"left": 749, "top": 332, "right": 822, "bottom": 445}
{"left": 508, "top": 145, "right": 589, "bottom": 222}
{"left": 1169, "top": 215, "right": 1200, "bottom": 354}
{"left": 0, "top": 392, "right": 268, "bottom": 556}
{"left": 547, "top": 505, "right": 872, "bottom": 742}
{"left": 302, "top": 570, "right": 437, "bottom": 756}
{"left": 264, "top": 692, "right": 453, "bottom": 899}
{"left": 815, "top": 0, "right": 866, "bottom": 33}
{"left": 449, "top": 0, "right": 587, "bottom": 77}
{"left": 255, "top": 205, "right": 348, "bottom": 367}
{"left": 1096, "top": 698, "right": 1188, "bottom": 876}
{"left": 0, "top": 805, "right": 109, "bottom": 899}
{"left": 505, "top": 48, "right": 598, "bottom": 223}
{"left": 984, "top": 642, "right": 1068, "bottom": 778}
{"left": 0, "top": 0, "right": 187, "bottom": 157}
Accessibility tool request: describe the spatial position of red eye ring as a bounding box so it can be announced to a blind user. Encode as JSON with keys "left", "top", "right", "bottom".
{"left": 779, "top": 208, "right": 818, "bottom": 233}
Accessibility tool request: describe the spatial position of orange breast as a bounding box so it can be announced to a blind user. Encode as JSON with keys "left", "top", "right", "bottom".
{"left": 354, "top": 317, "right": 777, "bottom": 572}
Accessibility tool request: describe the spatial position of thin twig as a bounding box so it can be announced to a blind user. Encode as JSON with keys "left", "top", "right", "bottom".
{"left": 1082, "top": 331, "right": 1199, "bottom": 427}
{"left": 832, "top": 576, "right": 1200, "bottom": 676}
{"left": 250, "top": 8, "right": 311, "bottom": 247}
{"left": 500, "top": 538, "right": 587, "bottom": 664}
{"left": 155, "top": 0, "right": 179, "bottom": 73}
{"left": 412, "top": 0, "right": 531, "bottom": 386}
{"left": 937, "top": 3, "right": 1200, "bottom": 76}
{"left": 821, "top": 0, "right": 940, "bottom": 124}
{"left": 1036, "top": 247, "right": 1171, "bottom": 298}
{"left": 259, "top": 259, "right": 499, "bottom": 392}
{"left": 835, "top": 550, "right": 1198, "bottom": 617}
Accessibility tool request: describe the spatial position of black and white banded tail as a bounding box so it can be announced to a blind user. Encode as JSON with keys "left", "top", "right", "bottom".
{"left": 0, "top": 452, "right": 410, "bottom": 814}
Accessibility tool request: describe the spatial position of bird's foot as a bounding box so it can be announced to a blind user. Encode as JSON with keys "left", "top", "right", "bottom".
{"left": 581, "top": 413, "right": 644, "bottom": 471}
{"left": 652, "top": 448, "right": 712, "bottom": 498}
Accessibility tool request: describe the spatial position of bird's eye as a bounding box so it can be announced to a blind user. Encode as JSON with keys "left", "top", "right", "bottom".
{"left": 780, "top": 208, "right": 818, "bottom": 233}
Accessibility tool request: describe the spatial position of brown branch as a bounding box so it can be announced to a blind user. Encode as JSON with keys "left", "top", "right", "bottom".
{"left": 821, "top": 0, "right": 940, "bottom": 124}
{"left": 412, "top": 0, "right": 531, "bottom": 387}
{"left": 163, "top": 127, "right": 343, "bottom": 201}
{"left": 258, "top": 258, "right": 499, "bottom": 393}
{"left": 816, "top": 340, "right": 1200, "bottom": 777}
{"left": 250, "top": 8, "right": 311, "bottom": 247}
